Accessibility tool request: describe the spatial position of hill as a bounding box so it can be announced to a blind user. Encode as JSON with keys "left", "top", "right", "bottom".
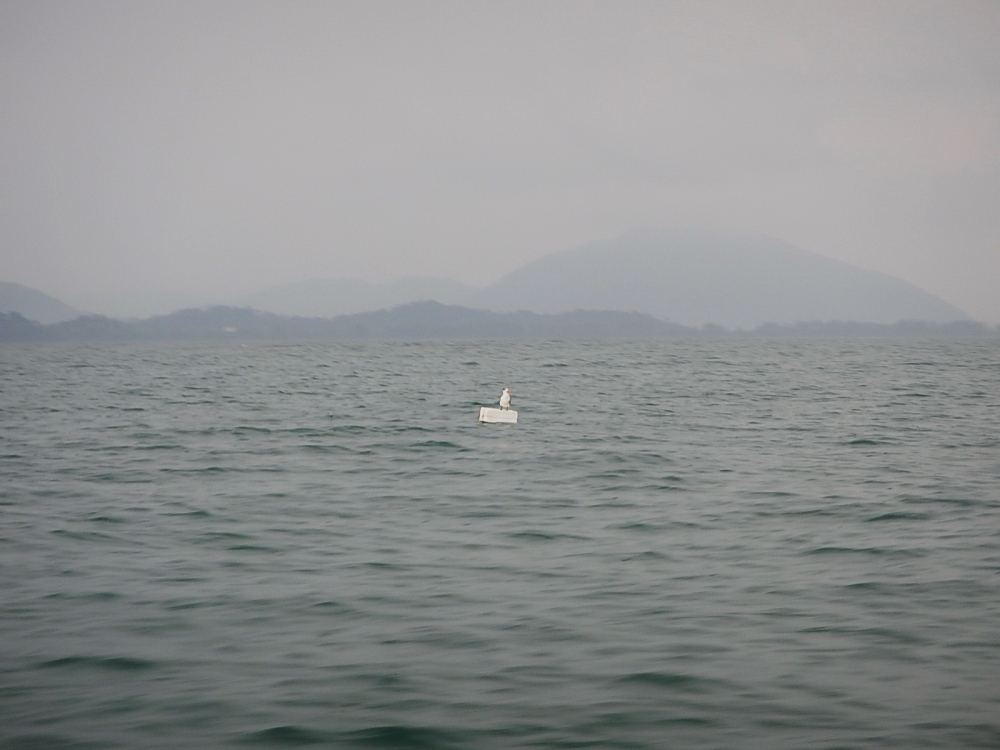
{"left": 0, "top": 281, "right": 83, "bottom": 324}
{"left": 4, "top": 302, "right": 994, "bottom": 343}
{"left": 0, "top": 303, "right": 692, "bottom": 342}
{"left": 323, "top": 302, "right": 689, "bottom": 339}
{"left": 478, "top": 230, "right": 968, "bottom": 327}
{"left": 236, "top": 276, "right": 473, "bottom": 317}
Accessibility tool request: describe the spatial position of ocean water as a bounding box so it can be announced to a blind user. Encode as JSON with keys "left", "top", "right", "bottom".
{"left": 1, "top": 340, "right": 998, "bottom": 749}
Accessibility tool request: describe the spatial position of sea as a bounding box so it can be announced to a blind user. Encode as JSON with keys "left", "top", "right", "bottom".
{"left": 1, "top": 339, "right": 998, "bottom": 749}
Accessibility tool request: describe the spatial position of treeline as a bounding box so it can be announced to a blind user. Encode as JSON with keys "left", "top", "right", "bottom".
{"left": 1, "top": 302, "right": 997, "bottom": 342}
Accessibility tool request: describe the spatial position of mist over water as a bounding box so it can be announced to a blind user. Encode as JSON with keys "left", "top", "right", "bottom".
{"left": 2, "top": 340, "right": 999, "bottom": 748}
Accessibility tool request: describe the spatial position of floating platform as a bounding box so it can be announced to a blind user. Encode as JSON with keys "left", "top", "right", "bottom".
{"left": 479, "top": 407, "right": 518, "bottom": 424}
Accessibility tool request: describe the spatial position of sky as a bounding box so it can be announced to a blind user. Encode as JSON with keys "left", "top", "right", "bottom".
{"left": 2, "top": 0, "right": 999, "bottom": 321}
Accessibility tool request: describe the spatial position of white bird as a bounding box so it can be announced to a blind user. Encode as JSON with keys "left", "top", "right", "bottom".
{"left": 499, "top": 387, "right": 512, "bottom": 410}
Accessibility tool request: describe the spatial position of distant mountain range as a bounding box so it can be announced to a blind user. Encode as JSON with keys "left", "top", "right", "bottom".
{"left": 2, "top": 230, "right": 973, "bottom": 334}
{"left": 1, "top": 301, "right": 993, "bottom": 343}
{"left": 235, "top": 230, "right": 968, "bottom": 326}
{"left": 0, "top": 281, "right": 83, "bottom": 324}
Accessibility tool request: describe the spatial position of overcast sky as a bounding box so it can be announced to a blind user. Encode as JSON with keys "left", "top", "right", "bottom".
{"left": 2, "top": 0, "right": 998, "bottom": 321}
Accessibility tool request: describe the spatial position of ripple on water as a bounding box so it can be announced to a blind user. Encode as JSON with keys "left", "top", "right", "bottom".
{"left": 38, "top": 656, "right": 159, "bottom": 672}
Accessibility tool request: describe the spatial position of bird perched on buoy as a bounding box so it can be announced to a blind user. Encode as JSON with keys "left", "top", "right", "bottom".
{"left": 478, "top": 386, "right": 518, "bottom": 423}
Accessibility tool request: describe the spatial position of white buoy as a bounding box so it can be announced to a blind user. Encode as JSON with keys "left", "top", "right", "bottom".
{"left": 478, "top": 407, "right": 518, "bottom": 424}
{"left": 478, "top": 386, "right": 518, "bottom": 424}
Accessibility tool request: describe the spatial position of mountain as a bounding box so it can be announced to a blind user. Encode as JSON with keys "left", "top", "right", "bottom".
{"left": 478, "top": 230, "right": 968, "bottom": 327}
{"left": 237, "top": 231, "right": 967, "bottom": 326}
{"left": 0, "top": 281, "right": 83, "bottom": 324}
{"left": 237, "top": 276, "right": 474, "bottom": 317}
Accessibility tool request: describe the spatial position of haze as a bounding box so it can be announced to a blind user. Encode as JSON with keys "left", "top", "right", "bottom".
{"left": 2, "top": 0, "right": 998, "bottom": 322}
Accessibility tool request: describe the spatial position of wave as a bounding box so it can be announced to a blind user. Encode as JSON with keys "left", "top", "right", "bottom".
{"left": 38, "top": 655, "right": 158, "bottom": 672}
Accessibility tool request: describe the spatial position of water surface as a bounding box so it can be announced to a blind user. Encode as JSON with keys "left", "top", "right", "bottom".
{"left": 2, "top": 340, "right": 999, "bottom": 748}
